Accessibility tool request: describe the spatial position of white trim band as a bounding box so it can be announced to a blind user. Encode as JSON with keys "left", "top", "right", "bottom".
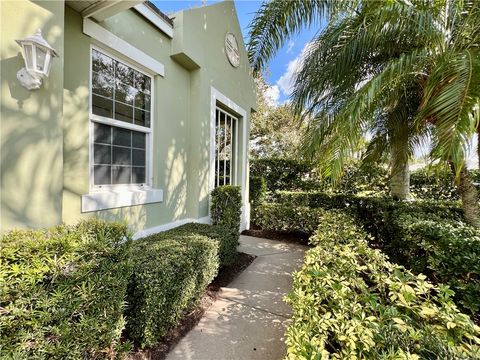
{"left": 134, "top": 4, "right": 173, "bottom": 38}
{"left": 81, "top": 188, "right": 163, "bottom": 212}
{"left": 83, "top": 18, "right": 165, "bottom": 76}
{"left": 133, "top": 216, "right": 211, "bottom": 239}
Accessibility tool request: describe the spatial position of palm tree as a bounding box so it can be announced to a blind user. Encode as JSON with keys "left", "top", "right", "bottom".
{"left": 248, "top": 0, "right": 480, "bottom": 226}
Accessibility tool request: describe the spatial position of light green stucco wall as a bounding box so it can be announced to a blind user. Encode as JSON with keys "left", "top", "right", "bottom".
{"left": 1, "top": 0, "right": 65, "bottom": 230}
{"left": 1, "top": 0, "right": 255, "bottom": 234}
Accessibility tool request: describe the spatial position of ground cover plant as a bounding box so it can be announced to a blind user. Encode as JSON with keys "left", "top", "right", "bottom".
{"left": 286, "top": 211, "right": 480, "bottom": 359}
{"left": 0, "top": 219, "right": 132, "bottom": 359}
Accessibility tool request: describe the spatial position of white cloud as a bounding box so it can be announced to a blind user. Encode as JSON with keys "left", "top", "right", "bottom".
{"left": 276, "top": 42, "right": 313, "bottom": 98}
{"left": 264, "top": 84, "right": 280, "bottom": 107}
{"left": 286, "top": 40, "right": 295, "bottom": 54}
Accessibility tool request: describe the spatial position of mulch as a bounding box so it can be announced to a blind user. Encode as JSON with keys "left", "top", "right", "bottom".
{"left": 128, "top": 252, "right": 256, "bottom": 360}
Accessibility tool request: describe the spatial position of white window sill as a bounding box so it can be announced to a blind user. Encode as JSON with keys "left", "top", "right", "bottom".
{"left": 81, "top": 188, "right": 163, "bottom": 212}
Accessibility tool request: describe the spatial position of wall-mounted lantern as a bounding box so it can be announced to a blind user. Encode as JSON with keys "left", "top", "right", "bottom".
{"left": 15, "top": 29, "right": 58, "bottom": 90}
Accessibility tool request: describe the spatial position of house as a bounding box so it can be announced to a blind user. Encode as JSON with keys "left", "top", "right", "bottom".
{"left": 0, "top": 0, "right": 256, "bottom": 237}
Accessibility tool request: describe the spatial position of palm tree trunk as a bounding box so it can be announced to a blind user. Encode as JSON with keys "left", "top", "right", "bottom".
{"left": 390, "top": 130, "right": 410, "bottom": 200}
{"left": 458, "top": 165, "right": 480, "bottom": 228}
{"left": 390, "top": 156, "right": 410, "bottom": 200}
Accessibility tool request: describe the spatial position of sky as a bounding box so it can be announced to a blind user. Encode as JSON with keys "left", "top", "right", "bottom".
{"left": 152, "top": 0, "right": 319, "bottom": 105}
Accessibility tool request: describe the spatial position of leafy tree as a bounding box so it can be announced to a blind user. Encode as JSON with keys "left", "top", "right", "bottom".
{"left": 248, "top": 0, "right": 480, "bottom": 226}
{"left": 250, "top": 76, "right": 304, "bottom": 158}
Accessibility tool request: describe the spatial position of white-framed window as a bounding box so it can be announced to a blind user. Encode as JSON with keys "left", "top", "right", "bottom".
{"left": 214, "top": 106, "right": 238, "bottom": 187}
{"left": 89, "top": 46, "right": 153, "bottom": 189}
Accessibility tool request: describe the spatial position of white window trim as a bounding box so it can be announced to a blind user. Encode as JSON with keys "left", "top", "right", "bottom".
{"left": 209, "top": 87, "right": 250, "bottom": 230}
{"left": 83, "top": 18, "right": 165, "bottom": 77}
{"left": 82, "top": 45, "right": 162, "bottom": 213}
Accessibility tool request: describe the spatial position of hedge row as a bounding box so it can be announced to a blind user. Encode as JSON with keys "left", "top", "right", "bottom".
{"left": 0, "top": 220, "right": 133, "bottom": 359}
{"left": 253, "top": 191, "right": 480, "bottom": 317}
{"left": 286, "top": 211, "right": 480, "bottom": 359}
{"left": 125, "top": 224, "right": 220, "bottom": 348}
{"left": 1, "top": 186, "right": 243, "bottom": 357}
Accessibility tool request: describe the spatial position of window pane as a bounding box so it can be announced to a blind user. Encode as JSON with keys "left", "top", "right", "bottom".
{"left": 115, "top": 61, "right": 134, "bottom": 86}
{"left": 93, "top": 72, "right": 113, "bottom": 98}
{"left": 114, "top": 101, "right": 133, "bottom": 123}
{"left": 134, "top": 72, "right": 151, "bottom": 94}
{"left": 115, "top": 80, "right": 136, "bottom": 105}
{"left": 36, "top": 47, "right": 47, "bottom": 72}
{"left": 112, "top": 166, "right": 131, "bottom": 184}
{"left": 134, "top": 92, "right": 150, "bottom": 111}
{"left": 94, "top": 165, "right": 111, "bottom": 185}
{"left": 112, "top": 146, "right": 131, "bottom": 165}
{"left": 92, "top": 50, "right": 113, "bottom": 74}
{"left": 92, "top": 95, "right": 113, "bottom": 118}
{"left": 132, "top": 167, "right": 145, "bottom": 184}
{"left": 134, "top": 110, "right": 150, "bottom": 127}
{"left": 112, "top": 127, "right": 131, "bottom": 146}
{"left": 24, "top": 45, "right": 33, "bottom": 70}
{"left": 132, "top": 132, "right": 146, "bottom": 149}
{"left": 132, "top": 149, "right": 145, "bottom": 166}
{"left": 94, "top": 123, "right": 111, "bottom": 144}
{"left": 94, "top": 144, "right": 111, "bottom": 165}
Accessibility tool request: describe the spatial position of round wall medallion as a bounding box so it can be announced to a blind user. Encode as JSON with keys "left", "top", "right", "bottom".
{"left": 225, "top": 32, "right": 240, "bottom": 68}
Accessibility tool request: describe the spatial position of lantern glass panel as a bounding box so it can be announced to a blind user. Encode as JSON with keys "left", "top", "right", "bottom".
{"left": 36, "top": 47, "right": 47, "bottom": 73}
{"left": 43, "top": 52, "right": 52, "bottom": 76}
{"left": 24, "top": 44, "right": 33, "bottom": 71}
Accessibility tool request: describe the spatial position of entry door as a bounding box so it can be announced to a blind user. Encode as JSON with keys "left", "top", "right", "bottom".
{"left": 215, "top": 107, "right": 238, "bottom": 187}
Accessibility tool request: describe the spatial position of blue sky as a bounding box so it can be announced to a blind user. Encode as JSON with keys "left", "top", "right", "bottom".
{"left": 152, "top": 0, "right": 319, "bottom": 105}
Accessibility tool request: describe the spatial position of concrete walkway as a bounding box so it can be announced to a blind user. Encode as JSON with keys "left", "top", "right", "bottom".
{"left": 166, "top": 235, "right": 307, "bottom": 360}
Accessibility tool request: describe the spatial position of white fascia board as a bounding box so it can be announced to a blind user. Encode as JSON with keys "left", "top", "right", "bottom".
{"left": 134, "top": 3, "right": 173, "bottom": 38}
{"left": 81, "top": 189, "right": 163, "bottom": 212}
{"left": 83, "top": 18, "right": 165, "bottom": 76}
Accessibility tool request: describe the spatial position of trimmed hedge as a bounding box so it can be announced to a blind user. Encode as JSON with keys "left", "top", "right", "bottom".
{"left": 286, "top": 211, "right": 480, "bottom": 359}
{"left": 253, "top": 192, "right": 480, "bottom": 315}
{"left": 0, "top": 219, "right": 132, "bottom": 359}
{"left": 210, "top": 185, "right": 242, "bottom": 235}
{"left": 170, "top": 223, "right": 237, "bottom": 267}
{"left": 249, "top": 175, "right": 267, "bottom": 208}
{"left": 125, "top": 226, "right": 220, "bottom": 348}
{"left": 252, "top": 203, "right": 326, "bottom": 235}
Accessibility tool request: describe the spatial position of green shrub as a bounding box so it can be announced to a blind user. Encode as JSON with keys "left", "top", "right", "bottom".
{"left": 125, "top": 227, "right": 219, "bottom": 348}
{"left": 0, "top": 219, "right": 132, "bottom": 359}
{"left": 410, "top": 167, "right": 458, "bottom": 200}
{"left": 210, "top": 185, "right": 242, "bottom": 235}
{"left": 170, "top": 223, "right": 237, "bottom": 267}
{"left": 250, "top": 158, "right": 321, "bottom": 193}
{"left": 286, "top": 212, "right": 480, "bottom": 359}
{"left": 390, "top": 213, "right": 480, "bottom": 316}
{"left": 249, "top": 175, "right": 267, "bottom": 208}
{"left": 252, "top": 203, "right": 326, "bottom": 235}
{"left": 334, "top": 163, "right": 389, "bottom": 195}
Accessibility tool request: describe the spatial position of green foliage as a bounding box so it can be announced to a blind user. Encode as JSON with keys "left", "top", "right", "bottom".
{"left": 250, "top": 77, "right": 305, "bottom": 158}
{"left": 334, "top": 163, "right": 389, "bottom": 195}
{"left": 388, "top": 213, "right": 480, "bottom": 316}
{"left": 286, "top": 211, "right": 480, "bottom": 359}
{"left": 250, "top": 158, "right": 321, "bottom": 193}
{"left": 0, "top": 219, "right": 132, "bottom": 360}
{"left": 171, "top": 223, "right": 237, "bottom": 267}
{"left": 252, "top": 203, "right": 326, "bottom": 235}
{"left": 125, "top": 226, "right": 219, "bottom": 348}
{"left": 249, "top": 176, "right": 267, "bottom": 209}
{"left": 210, "top": 185, "right": 242, "bottom": 235}
{"left": 410, "top": 167, "right": 458, "bottom": 200}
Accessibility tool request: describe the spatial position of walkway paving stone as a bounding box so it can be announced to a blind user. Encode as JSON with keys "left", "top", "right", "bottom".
{"left": 166, "top": 235, "right": 307, "bottom": 360}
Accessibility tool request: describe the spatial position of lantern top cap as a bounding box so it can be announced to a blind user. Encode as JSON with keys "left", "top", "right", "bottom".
{"left": 15, "top": 29, "right": 58, "bottom": 57}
